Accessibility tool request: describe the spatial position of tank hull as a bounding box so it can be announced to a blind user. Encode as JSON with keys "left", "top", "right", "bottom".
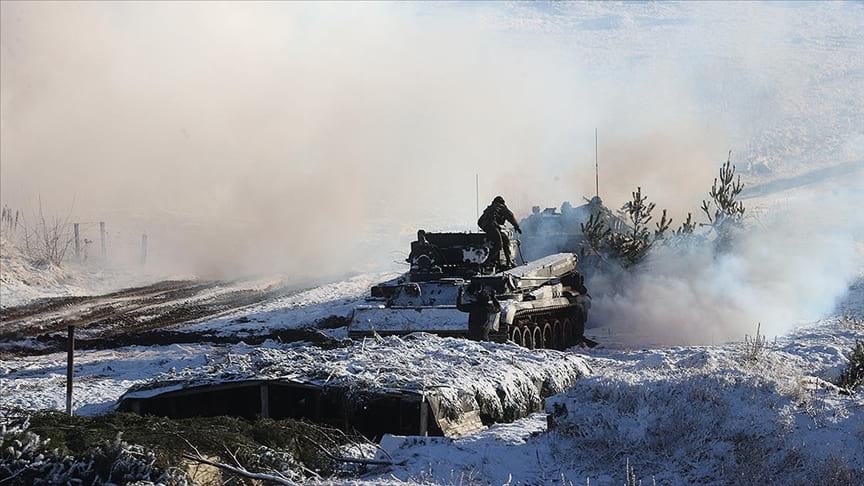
{"left": 349, "top": 305, "right": 468, "bottom": 335}
{"left": 348, "top": 248, "right": 592, "bottom": 349}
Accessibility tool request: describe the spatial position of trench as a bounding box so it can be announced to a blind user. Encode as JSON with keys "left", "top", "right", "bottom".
{"left": 113, "top": 334, "right": 587, "bottom": 441}
{"left": 117, "top": 379, "right": 455, "bottom": 440}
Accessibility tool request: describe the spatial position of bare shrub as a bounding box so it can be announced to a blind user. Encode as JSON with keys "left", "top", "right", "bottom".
{"left": 1, "top": 205, "right": 22, "bottom": 236}
{"left": 621, "top": 458, "right": 656, "bottom": 486}
{"left": 741, "top": 322, "right": 768, "bottom": 362}
{"left": 838, "top": 314, "right": 863, "bottom": 330}
{"left": 808, "top": 455, "right": 862, "bottom": 486}
{"left": 17, "top": 198, "right": 75, "bottom": 266}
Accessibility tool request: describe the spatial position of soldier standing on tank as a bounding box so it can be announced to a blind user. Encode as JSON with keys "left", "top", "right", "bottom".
{"left": 478, "top": 195, "right": 522, "bottom": 268}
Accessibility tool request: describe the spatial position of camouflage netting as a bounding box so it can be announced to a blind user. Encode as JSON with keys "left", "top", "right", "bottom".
{"left": 1, "top": 411, "right": 364, "bottom": 485}
{"left": 122, "top": 333, "right": 592, "bottom": 423}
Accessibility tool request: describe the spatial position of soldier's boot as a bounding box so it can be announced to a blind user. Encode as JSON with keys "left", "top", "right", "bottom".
{"left": 503, "top": 249, "right": 516, "bottom": 268}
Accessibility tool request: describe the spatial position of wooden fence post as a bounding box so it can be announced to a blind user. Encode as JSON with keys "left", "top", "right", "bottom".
{"left": 66, "top": 325, "right": 75, "bottom": 416}
{"left": 73, "top": 223, "right": 80, "bottom": 261}
{"left": 99, "top": 222, "right": 107, "bottom": 259}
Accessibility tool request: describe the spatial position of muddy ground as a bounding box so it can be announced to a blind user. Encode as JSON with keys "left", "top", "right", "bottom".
{"left": 0, "top": 279, "right": 343, "bottom": 357}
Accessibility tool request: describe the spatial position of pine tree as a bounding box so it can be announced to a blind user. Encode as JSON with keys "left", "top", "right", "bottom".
{"left": 701, "top": 151, "right": 745, "bottom": 249}
{"left": 839, "top": 341, "right": 864, "bottom": 392}
{"left": 606, "top": 187, "right": 667, "bottom": 266}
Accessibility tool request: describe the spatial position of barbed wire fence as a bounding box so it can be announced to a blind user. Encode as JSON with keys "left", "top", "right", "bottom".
{"left": 70, "top": 221, "right": 149, "bottom": 266}
{"left": 2, "top": 204, "right": 149, "bottom": 268}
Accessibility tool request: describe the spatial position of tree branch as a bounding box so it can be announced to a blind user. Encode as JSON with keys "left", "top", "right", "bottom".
{"left": 181, "top": 453, "right": 299, "bottom": 486}
{"left": 305, "top": 437, "right": 400, "bottom": 466}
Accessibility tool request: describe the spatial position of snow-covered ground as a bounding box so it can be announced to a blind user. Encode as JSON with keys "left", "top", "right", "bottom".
{"left": 0, "top": 236, "right": 177, "bottom": 309}
{"left": 2, "top": 304, "right": 862, "bottom": 484}
{"left": 179, "top": 271, "right": 401, "bottom": 336}
{"left": 351, "top": 318, "right": 864, "bottom": 485}
{"left": 0, "top": 343, "right": 214, "bottom": 415}
{"left": 1, "top": 334, "right": 590, "bottom": 424}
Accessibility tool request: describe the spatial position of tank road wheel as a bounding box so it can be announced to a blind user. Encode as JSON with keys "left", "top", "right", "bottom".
{"left": 562, "top": 317, "right": 575, "bottom": 349}
{"left": 523, "top": 327, "right": 534, "bottom": 349}
{"left": 553, "top": 320, "right": 564, "bottom": 350}
{"left": 543, "top": 324, "right": 553, "bottom": 350}
{"left": 510, "top": 326, "right": 523, "bottom": 346}
{"left": 562, "top": 305, "right": 587, "bottom": 348}
{"left": 533, "top": 326, "right": 543, "bottom": 349}
{"left": 572, "top": 305, "right": 587, "bottom": 343}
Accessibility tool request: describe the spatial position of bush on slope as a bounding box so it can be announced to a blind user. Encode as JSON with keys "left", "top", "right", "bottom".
{"left": 546, "top": 322, "right": 864, "bottom": 484}
{"left": 838, "top": 340, "right": 864, "bottom": 392}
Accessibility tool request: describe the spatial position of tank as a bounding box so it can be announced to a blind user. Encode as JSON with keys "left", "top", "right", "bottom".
{"left": 348, "top": 230, "right": 594, "bottom": 349}
{"left": 519, "top": 196, "right": 629, "bottom": 267}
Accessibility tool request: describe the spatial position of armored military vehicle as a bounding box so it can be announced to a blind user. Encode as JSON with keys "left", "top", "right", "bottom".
{"left": 519, "top": 196, "right": 629, "bottom": 267}
{"left": 348, "top": 230, "right": 593, "bottom": 349}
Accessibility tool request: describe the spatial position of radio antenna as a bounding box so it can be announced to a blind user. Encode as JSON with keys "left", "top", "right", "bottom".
{"left": 594, "top": 128, "right": 599, "bottom": 198}
{"left": 475, "top": 173, "right": 479, "bottom": 220}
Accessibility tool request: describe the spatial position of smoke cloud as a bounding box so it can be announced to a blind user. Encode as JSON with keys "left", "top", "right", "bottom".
{"left": 588, "top": 176, "right": 864, "bottom": 345}
{"left": 1, "top": 2, "right": 861, "bottom": 339}
{"left": 0, "top": 2, "right": 744, "bottom": 277}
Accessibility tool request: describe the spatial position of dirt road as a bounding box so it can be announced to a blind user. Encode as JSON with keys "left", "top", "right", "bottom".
{"left": 0, "top": 278, "right": 316, "bottom": 356}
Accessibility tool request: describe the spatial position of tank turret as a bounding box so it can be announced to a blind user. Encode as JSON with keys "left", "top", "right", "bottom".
{"left": 519, "top": 197, "right": 629, "bottom": 263}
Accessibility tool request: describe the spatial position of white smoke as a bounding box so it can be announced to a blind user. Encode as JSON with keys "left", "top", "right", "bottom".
{"left": 1, "top": 1, "right": 861, "bottom": 338}
{"left": 1, "top": 2, "right": 780, "bottom": 278}
{"left": 588, "top": 178, "right": 864, "bottom": 345}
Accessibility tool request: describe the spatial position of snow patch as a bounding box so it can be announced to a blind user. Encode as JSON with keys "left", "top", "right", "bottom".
{"left": 182, "top": 272, "right": 400, "bottom": 334}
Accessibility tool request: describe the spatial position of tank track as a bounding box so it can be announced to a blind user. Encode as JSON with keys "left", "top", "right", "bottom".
{"left": 491, "top": 303, "right": 586, "bottom": 350}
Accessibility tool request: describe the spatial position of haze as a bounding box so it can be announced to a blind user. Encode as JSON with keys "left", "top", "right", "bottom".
{"left": 2, "top": 1, "right": 861, "bottom": 288}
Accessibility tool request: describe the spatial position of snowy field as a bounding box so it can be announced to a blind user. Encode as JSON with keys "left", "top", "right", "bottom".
{"left": 3, "top": 317, "right": 861, "bottom": 484}
{"left": 2, "top": 1, "right": 864, "bottom": 484}
{"left": 0, "top": 236, "right": 183, "bottom": 309}
{"left": 352, "top": 319, "right": 864, "bottom": 485}
{"left": 2, "top": 276, "right": 862, "bottom": 484}
{"left": 178, "top": 272, "right": 401, "bottom": 336}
